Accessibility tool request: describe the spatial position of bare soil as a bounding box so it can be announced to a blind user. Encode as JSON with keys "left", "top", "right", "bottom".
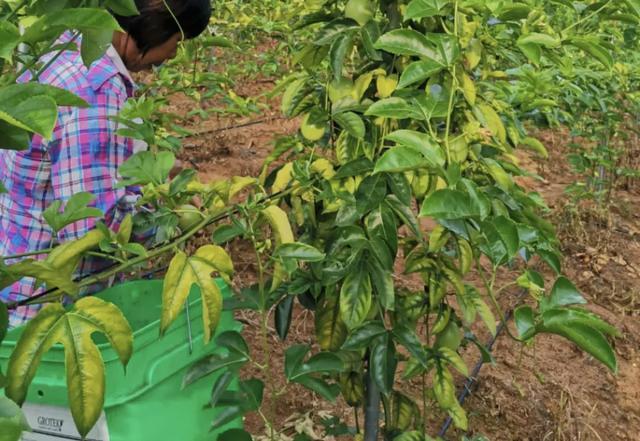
{"left": 168, "top": 65, "right": 640, "bottom": 441}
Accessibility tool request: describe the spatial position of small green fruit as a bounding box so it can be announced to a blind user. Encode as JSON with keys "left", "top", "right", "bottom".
{"left": 177, "top": 204, "right": 201, "bottom": 231}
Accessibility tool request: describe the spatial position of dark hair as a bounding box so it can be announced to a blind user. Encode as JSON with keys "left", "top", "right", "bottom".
{"left": 114, "top": 0, "right": 212, "bottom": 52}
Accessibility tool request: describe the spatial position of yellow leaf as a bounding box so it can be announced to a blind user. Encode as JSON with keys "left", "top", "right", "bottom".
{"left": 7, "top": 298, "right": 132, "bottom": 437}
{"left": 376, "top": 74, "right": 398, "bottom": 98}
{"left": 311, "top": 158, "right": 336, "bottom": 179}
{"left": 459, "top": 71, "right": 476, "bottom": 105}
{"left": 272, "top": 162, "right": 294, "bottom": 193}
{"left": 161, "top": 245, "right": 231, "bottom": 342}
{"left": 476, "top": 103, "right": 507, "bottom": 144}
{"left": 261, "top": 205, "right": 294, "bottom": 290}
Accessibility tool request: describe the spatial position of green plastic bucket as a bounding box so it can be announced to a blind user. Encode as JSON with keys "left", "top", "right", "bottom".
{"left": 0, "top": 279, "right": 242, "bottom": 441}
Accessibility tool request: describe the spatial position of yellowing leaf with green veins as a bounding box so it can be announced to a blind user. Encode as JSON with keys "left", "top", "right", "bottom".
{"left": 6, "top": 298, "right": 132, "bottom": 438}
{"left": 315, "top": 293, "right": 348, "bottom": 351}
{"left": 376, "top": 74, "right": 398, "bottom": 98}
{"left": 458, "top": 71, "right": 476, "bottom": 105}
{"left": 476, "top": 103, "right": 506, "bottom": 144}
{"left": 432, "top": 366, "right": 456, "bottom": 408}
{"left": 448, "top": 400, "right": 468, "bottom": 430}
{"left": 161, "top": 245, "right": 233, "bottom": 343}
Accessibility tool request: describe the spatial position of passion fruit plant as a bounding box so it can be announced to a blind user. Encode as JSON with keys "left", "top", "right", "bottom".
{"left": 0, "top": 0, "right": 634, "bottom": 440}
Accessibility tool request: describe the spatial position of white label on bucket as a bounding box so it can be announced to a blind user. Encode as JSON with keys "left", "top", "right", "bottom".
{"left": 20, "top": 403, "right": 110, "bottom": 441}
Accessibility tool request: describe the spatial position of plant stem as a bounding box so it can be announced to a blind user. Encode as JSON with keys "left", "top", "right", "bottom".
{"left": 444, "top": 1, "right": 459, "bottom": 166}
{"left": 2, "top": 248, "right": 54, "bottom": 261}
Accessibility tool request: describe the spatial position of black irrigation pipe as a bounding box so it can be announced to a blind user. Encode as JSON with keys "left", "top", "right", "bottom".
{"left": 437, "top": 289, "right": 529, "bottom": 440}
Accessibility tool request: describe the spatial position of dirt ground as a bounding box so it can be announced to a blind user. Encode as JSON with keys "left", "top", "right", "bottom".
{"left": 165, "top": 61, "right": 640, "bottom": 440}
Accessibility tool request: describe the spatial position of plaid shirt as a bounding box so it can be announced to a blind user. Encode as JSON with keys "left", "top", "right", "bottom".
{"left": 0, "top": 32, "right": 141, "bottom": 328}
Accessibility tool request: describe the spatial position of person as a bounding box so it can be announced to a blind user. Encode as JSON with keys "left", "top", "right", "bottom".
{"left": 0, "top": 0, "right": 212, "bottom": 328}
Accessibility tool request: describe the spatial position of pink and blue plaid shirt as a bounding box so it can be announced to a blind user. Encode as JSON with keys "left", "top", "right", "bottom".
{"left": 0, "top": 32, "right": 140, "bottom": 328}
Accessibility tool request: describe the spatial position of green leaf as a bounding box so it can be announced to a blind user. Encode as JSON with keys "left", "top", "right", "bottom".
{"left": 538, "top": 249, "right": 562, "bottom": 274}
{"left": 385, "top": 194, "right": 422, "bottom": 238}
{"left": 334, "top": 111, "right": 365, "bottom": 139}
{"left": 330, "top": 32, "right": 355, "bottom": 78}
{"left": 517, "top": 32, "right": 561, "bottom": 48}
{"left": 374, "top": 29, "right": 438, "bottom": 60}
{"left": 420, "top": 189, "right": 480, "bottom": 219}
{"left": 340, "top": 265, "right": 373, "bottom": 329}
{"left": 118, "top": 151, "right": 175, "bottom": 187}
{"left": 0, "top": 121, "right": 30, "bottom": 150}
{"left": 294, "top": 375, "right": 341, "bottom": 401}
{"left": 209, "top": 371, "right": 235, "bottom": 408}
{"left": 0, "top": 22, "right": 20, "bottom": 62}
{"left": 625, "top": 0, "right": 640, "bottom": 16}
{"left": 566, "top": 37, "right": 613, "bottom": 69}
{"left": 276, "top": 296, "right": 294, "bottom": 341}
{"left": 547, "top": 277, "right": 587, "bottom": 309}
{"left": 42, "top": 192, "right": 103, "bottom": 234}
{"left": 375, "top": 146, "right": 431, "bottom": 173}
{"left": 6, "top": 298, "right": 132, "bottom": 437}
{"left": 542, "top": 308, "right": 619, "bottom": 337}
{"left": 493, "top": 216, "right": 520, "bottom": 260}
{"left": 182, "top": 352, "right": 247, "bottom": 388}
{"left": 386, "top": 129, "right": 445, "bottom": 167}
{"left": 81, "top": 28, "right": 113, "bottom": 67}
{"left": 285, "top": 344, "right": 310, "bottom": 379}
{"left": 539, "top": 320, "right": 617, "bottom": 373}
{"left": 365, "top": 97, "right": 425, "bottom": 120}
{"left": 291, "top": 352, "right": 344, "bottom": 380}
{"left": 22, "top": 9, "right": 121, "bottom": 45}
{"left": 216, "top": 331, "right": 251, "bottom": 358}
{"left": 0, "top": 83, "right": 87, "bottom": 109}
{"left": 514, "top": 306, "right": 535, "bottom": 339}
{"left": 398, "top": 59, "right": 444, "bottom": 89}
{"left": 0, "top": 96, "right": 58, "bottom": 140}
{"left": 404, "top": 0, "right": 450, "bottom": 20}
{"left": 275, "top": 243, "right": 326, "bottom": 262}
{"left": 0, "top": 396, "right": 30, "bottom": 441}
{"left": 367, "top": 256, "right": 394, "bottom": 310}
{"left": 342, "top": 321, "right": 387, "bottom": 350}
{"left": 392, "top": 326, "right": 428, "bottom": 366}
{"left": 370, "top": 335, "right": 397, "bottom": 395}
{"left": 355, "top": 173, "right": 387, "bottom": 214}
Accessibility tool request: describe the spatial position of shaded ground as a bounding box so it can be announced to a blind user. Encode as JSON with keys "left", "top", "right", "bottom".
{"left": 167, "top": 54, "right": 640, "bottom": 440}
